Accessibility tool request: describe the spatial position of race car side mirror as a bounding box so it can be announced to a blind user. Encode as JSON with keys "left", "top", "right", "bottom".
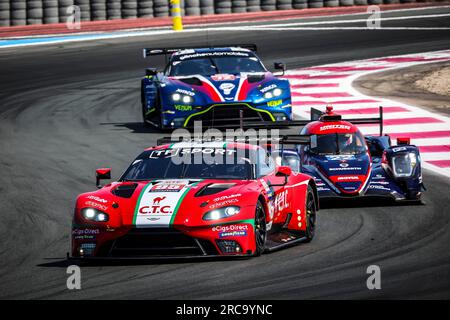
{"left": 274, "top": 62, "right": 286, "bottom": 75}
{"left": 276, "top": 166, "right": 292, "bottom": 177}
{"left": 270, "top": 166, "right": 292, "bottom": 187}
{"left": 145, "top": 68, "right": 158, "bottom": 77}
{"left": 96, "top": 168, "right": 111, "bottom": 189}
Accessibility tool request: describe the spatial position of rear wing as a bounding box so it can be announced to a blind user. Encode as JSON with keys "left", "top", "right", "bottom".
{"left": 156, "top": 134, "right": 310, "bottom": 147}
{"left": 236, "top": 106, "right": 384, "bottom": 135}
{"left": 310, "top": 106, "right": 383, "bottom": 135}
{"left": 143, "top": 44, "right": 257, "bottom": 58}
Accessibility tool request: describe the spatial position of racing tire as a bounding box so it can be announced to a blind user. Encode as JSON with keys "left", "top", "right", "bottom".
{"left": 254, "top": 201, "right": 267, "bottom": 256}
{"left": 304, "top": 185, "right": 317, "bottom": 242}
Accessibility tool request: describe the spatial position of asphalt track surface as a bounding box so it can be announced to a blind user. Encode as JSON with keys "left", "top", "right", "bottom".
{"left": 0, "top": 7, "right": 450, "bottom": 299}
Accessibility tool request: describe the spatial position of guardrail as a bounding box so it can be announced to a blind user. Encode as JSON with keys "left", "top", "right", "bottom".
{"left": 0, "top": 0, "right": 443, "bottom": 27}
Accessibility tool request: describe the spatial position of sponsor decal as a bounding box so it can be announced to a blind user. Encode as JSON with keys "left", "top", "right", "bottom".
{"left": 336, "top": 176, "right": 360, "bottom": 181}
{"left": 319, "top": 124, "right": 351, "bottom": 131}
{"left": 213, "top": 194, "right": 241, "bottom": 202}
{"left": 212, "top": 224, "right": 248, "bottom": 233}
{"left": 219, "top": 230, "right": 247, "bottom": 238}
{"left": 329, "top": 167, "right": 362, "bottom": 171}
{"left": 174, "top": 105, "right": 193, "bottom": 111}
{"left": 369, "top": 185, "right": 391, "bottom": 191}
{"left": 219, "top": 83, "right": 236, "bottom": 95}
{"left": 317, "top": 187, "right": 331, "bottom": 191}
{"left": 208, "top": 199, "right": 239, "bottom": 210}
{"left": 86, "top": 195, "right": 108, "bottom": 203}
{"left": 150, "top": 183, "right": 186, "bottom": 193}
{"left": 370, "top": 181, "right": 389, "bottom": 185}
{"left": 175, "top": 89, "right": 195, "bottom": 96}
{"left": 260, "top": 84, "right": 277, "bottom": 93}
{"left": 72, "top": 228, "right": 100, "bottom": 240}
{"left": 134, "top": 180, "right": 195, "bottom": 227}
{"left": 178, "top": 51, "right": 249, "bottom": 61}
{"left": 325, "top": 155, "right": 356, "bottom": 161}
{"left": 267, "top": 99, "right": 282, "bottom": 107}
{"left": 340, "top": 162, "right": 349, "bottom": 168}
{"left": 211, "top": 74, "right": 236, "bottom": 81}
{"left": 392, "top": 146, "right": 407, "bottom": 152}
{"left": 149, "top": 148, "right": 236, "bottom": 159}
{"left": 274, "top": 190, "right": 289, "bottom": 213}
{"left": 84, "top": 201, "right": 108, "bottom": 211}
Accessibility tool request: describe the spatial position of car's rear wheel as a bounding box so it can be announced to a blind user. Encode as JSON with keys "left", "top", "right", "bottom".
{"left": 304, "top": 185, "right": 317, "bottom": 242}
{"left": 254, "top": 200, "right": 267, "bottom": 256}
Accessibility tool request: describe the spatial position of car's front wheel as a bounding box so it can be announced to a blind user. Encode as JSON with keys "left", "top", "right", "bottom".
{"left": 254, "top": 200, "right": 267, "bottom": 256}
{"left": 304, "top": 185, "right": 317, "bottom": 242}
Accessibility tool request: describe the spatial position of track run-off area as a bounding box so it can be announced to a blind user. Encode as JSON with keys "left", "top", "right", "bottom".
{"left": 0, "top": 6, "right": 449, "bottom": 299}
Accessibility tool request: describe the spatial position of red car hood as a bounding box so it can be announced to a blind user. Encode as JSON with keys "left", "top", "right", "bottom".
{"left": 79, "top": 179, "right": 257, "bottom": 229}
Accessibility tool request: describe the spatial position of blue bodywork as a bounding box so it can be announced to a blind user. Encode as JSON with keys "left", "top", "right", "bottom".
{"left": 141, "top": 47, "right": 292, "bottom": 129}
{"left": 278, "top": 135, "right": 424, "bottom": 202}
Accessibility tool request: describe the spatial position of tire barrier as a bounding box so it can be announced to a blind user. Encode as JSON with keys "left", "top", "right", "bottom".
{"left": 185, "top": 0, "right": 200, "bottom": 16}
{"left": 106, "top": 0, "right": 121, "bottom": 19}
{"left": 90, "top": 0, "right": 106, "bottom": 20}
{"left": 215, "top": 0, "right": 232, "bottom": 14}
{"left": 0, "top": 0, "right": 10, "bottom": 26}
{"left": 200, "top": 0, "right": 214, "bottom": 15}
{"left": 138, "top": 0, "right": 153, "bottom": 17}
{"left": 26, "top": 0, "right": 43, "bottom": 25}
{"left": 308, "top": 0, "right": 323, "bottom": 8}
{"left": 153, "top": 0, "right": 169, "bottom": 17}
{"left": 340, "top": 0, "right": 354, "bottom": 5}
{"left": 247, "top": 0, "right": 261, "bottom": 12}
{"left": 292, "top": 0, "right": 307, "bottom": 9}
{"left": 0, "top": 1, "right": 428, "bottom": 26}
{"left": 122, "top": 0, "right": 137, "bottom": 18}
{"left": 277, "top": 0, "right": 292, "bottom": 10}
{"left": 261, "top": 0, "right": 276, "bottom": 11}
{"left": 43, "top": 0, "right": 58, "bottom": 23}
{"left": 324, "top": 0, "right": 339, "bottom": 7}
{"left": 232, "top": 0, "right": 246, "bottom": 13}
{"left": 74, "top": 0, "right": 91, "bottom": 21}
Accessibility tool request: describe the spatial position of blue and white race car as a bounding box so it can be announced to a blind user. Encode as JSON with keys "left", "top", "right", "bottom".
{"left": 141, "top": 45, "right": 292, "bottom": 129}
{"left": 275, "top": 107, "right": 425, "bottom": 202}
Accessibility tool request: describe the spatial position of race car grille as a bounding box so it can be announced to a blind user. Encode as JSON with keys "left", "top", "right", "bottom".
{"left": 105, "top": 228, "right": 218, "bottom": 257}
{"left": 186, "top": 104, "right": 272, "bottom": 127}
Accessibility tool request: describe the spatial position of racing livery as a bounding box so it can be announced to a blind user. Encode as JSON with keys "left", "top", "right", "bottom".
{"left": 277, "top": 107, "right": 424, "bottom": 202}
{"left": 71, "top": 141, "right": 318, "bottom": 259}
{"left": 141, "top": 45, "right": 292, "bottom": 129}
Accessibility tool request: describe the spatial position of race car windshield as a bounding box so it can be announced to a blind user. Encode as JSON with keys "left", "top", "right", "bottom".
{"left": 121, "top": 148, "right": 255, "bottom": 180}
{"left": 310, "top": 132, "right": 366, "bottom": 155}
{"left": 169, "top": 56, "right": 266, "bottom": 76}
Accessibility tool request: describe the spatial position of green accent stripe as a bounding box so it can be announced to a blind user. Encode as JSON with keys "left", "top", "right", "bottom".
{"left": 169, "top": 180, "right": 203, "bottom": 226}
{"left": 132, "top": 182, "right": 152, "bottom": 225}
{"left": 169, "top": 188, "right": 189, "bottom": 226}
{"left": 183, "top": 103, "right": 276, "bottom": 127}
{"left": 211, "top": 218, "right": 255, "bottom": 227}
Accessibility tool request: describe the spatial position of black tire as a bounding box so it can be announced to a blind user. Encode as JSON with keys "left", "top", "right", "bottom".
{"left": 304, "top": 186, "right": 317, "bottom": 242}
{"left": 254, "top": 201, "right": 267, "bottom": 256}
{"left": 141, "top": 86, "right": 163, "bottom": 128}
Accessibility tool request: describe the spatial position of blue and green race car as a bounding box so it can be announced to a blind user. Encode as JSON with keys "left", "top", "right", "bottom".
{"left": 141, "top": 44, "right": 292, "bottom": 129}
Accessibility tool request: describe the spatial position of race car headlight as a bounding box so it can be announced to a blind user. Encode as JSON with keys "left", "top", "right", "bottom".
{"left": 392, "top": 153, "right": 416, "bottom": 178}
{"left": 81, "top": 208, "right": 109, "bottom": 222}
{"left": 172, "top": 93, "right": 181, "bottom": 101}
{"left": 203, "top": 206, "right": 240, "bottom": 221}
{"left": 264, "top": 88, "right": 283, "bottom": 99}
{"left": 172, "top": 93, "right": 193, "bottom": 104}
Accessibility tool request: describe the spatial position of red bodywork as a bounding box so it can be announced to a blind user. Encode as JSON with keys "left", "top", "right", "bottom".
{"left": 72, "top": 143, "right": 315, "bottom": 258}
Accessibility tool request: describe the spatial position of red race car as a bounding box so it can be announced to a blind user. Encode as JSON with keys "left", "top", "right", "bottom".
{"left": 70, "top": 140, "right": 318, "bottom": 259}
